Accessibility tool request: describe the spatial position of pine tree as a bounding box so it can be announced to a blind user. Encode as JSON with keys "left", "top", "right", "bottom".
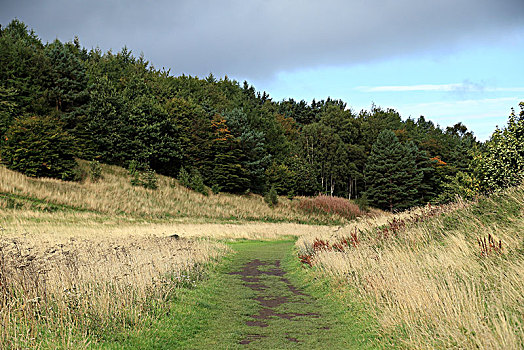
{"left": 45, "top": 40, "right": 88, "bottom": 113}
{"left": 210, "top": 114, "right": 249, "bottom": 193}
{"left": 225, "top": 108, "right": 270, "bottom": 192}
{"left": 364, "top": 130, "right": 421, "bottom": 211}
{"left": 0, "top": 115, "right": 77, "bottom": 180}
{"left": 0, "top": 86, "right": 17, "bottom": 145}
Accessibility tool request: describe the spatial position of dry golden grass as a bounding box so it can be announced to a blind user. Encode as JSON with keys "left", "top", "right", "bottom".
{"left": 0, "top": 163, "right": 346, "bottom": 224}
{"left": 0, "top": 207, "right": 337, "bottom": 243}
{"left": 0, "top": 230, "right": 229, "bottom": 348}
{"left": 0, "top": 162, "right": 353, "bottom": 347}
{"left": 297, "top": 188, "right": 524, "bottom": 349}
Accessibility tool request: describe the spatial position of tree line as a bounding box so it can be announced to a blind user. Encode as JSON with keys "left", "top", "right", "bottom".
{"left": 1, "top": 20, "right": 522, "bottom": 211}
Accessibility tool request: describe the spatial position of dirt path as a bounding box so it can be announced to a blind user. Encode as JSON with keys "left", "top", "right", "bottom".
{"left": 179, "top": 240, "right": 377, "bottom": 349}
{"left": 230, "top": 257, "right": 328, "bottom": 345}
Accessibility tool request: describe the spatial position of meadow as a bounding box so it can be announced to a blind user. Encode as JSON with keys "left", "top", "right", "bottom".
{"left": 0, "top": 162, "right": 348, "bottom": 348}
{"left": 1, "top": 161, "right": 523, "bottom": 348}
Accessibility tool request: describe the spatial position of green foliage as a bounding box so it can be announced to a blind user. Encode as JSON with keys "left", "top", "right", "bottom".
{"left": 225, "top": 108, "right": 271, "bottom": 192}
{"left": 128, "top": 161, "right": 157, "bottom": 189}
{"left": 211, "top": 184, "right": 221, "bottom": 195}
{"left": 142, "top": 168, "right": 158, "bottom": 190}
{"left": 0, "top": 86, "right": 18, "bottom": 146}
{"left": 0, "top": 19, "right": 483, "bottom": 208}
{"left": 0, "top": 115, "right": 77, "bottom": 180}
{"left": 44, "top": 39, "right": 88, "bottom": 113}
{"left": 178, "top": 167, "right": 191, "bottom": 187}
{"left": 189, "top": 169, "right": 208, "bottom": 196}
{"left": 265, "top": 162, "right": 295, "bottom": 195}
{"left": 177, "top": 167, "right": 208, "bottom": 195}
{"left": 264, "top": 185, "right": 279, "bottom": 207}
{"left": 128, "top": 160, "right": 141, "bottom": 186}
{"left": 482, "top": 102, "right": 524, "bottom": 190}
{"left": 89, "top": 160, "right": 102, "bottom": 182}
{"left": 211, "top": 115, "right": 250, "bottom": 193}
{"left": 364, "top": 130, "right": 421, "bottom": 211}
{"left": 0, "top": 20, "right": 50, "bottom": 116}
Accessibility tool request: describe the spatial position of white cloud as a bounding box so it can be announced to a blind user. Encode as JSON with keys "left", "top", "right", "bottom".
{"left": 357, "top": 84, "right": 524, "bottom": 93}
{"left": 393, "top": 97, "right": 521, "bottom": 140}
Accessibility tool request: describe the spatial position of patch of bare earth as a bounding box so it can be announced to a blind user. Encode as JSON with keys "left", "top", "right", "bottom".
{"left": 229, "top": 258, "right": 324, "bottom": 345}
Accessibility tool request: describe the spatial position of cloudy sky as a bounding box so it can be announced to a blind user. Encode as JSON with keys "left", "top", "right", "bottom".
{"left": 2, "top": 0, "right": 523, "bottom": 140}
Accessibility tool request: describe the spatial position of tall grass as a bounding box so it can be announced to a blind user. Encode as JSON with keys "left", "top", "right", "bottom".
{"left": 297, "top": 188, "right": 524, "bottom": 349}
{"left": 0, "top": 162, "right": 352, "bottom": 224}
{"left": 0, "top": 234, "right": 229, "bottom": 348}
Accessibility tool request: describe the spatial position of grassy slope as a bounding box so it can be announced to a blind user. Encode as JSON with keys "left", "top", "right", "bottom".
{"left": 297, "top": 186, "right": 524, "bottom": 349}
{"left": 4, "top": 161, "right": 521, "bottom": 349}
{"left": 0, "top": 162, "right": 346, "bottom": 225}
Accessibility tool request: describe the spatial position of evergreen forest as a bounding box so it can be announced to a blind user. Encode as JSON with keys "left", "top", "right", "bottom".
{"left": 1, "top": 20, "right": 523, "bottom": 211}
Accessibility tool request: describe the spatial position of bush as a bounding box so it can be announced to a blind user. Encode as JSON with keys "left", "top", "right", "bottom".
{"left": 142, "top": 168, "right": 158, "bottom": 190}
{"left": 211, "top": 184, "right": 221, "bottom": 195}
{"left": 128, "top": 160, "right": 142, "bottom": 187}
{"left": 297, "top": 195, "right": 362, "bottom": 220}
{"left": 128, "top": 160, "right": 157, "bottom": 190}
{"left": 72, "top": 162, "right": 88, "bottom": 182}
{"left": 178, "top": 167, "right": 208, "bottom": 195}
{"left": 0, "top": 115, "right": 77, "bottom": 180}
{"left": 264, "top": 185, "right": 279, "bottom": 207}
{"left": 89, "top": 160, "right": 102, "bottom": 182}
{"left": 178, "top": 167, "right": 191, "bottom": 187}
{"left": 353, "top": 195, "right": 369, "bottom": 212}
{"left": 190, "top": 169, "right": 208, "bottom": 196}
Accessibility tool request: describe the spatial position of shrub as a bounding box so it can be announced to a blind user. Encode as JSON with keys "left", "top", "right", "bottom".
{"left": 178, "top": 167, "right": 208, "bottom": 195}
{"left": 189, "top": 169, "right": 208, "bottom": 196}
{"left": 128, "top": 161, "right": 157, "bottom": 190}
{"left": 178, "top": 167, "right": 190, "bottom": 187}
{"left": 297, "top": 195, "right": 362, "bottom": 220}
{"left": 264, "top": 185, "right": 279, "bottom": 207}
{"left": 211, "top": 184, "right": 221, "bottom": 195}
{"left": 354, "top": 195, "right": 369, "bottom": 211}
{"left": 72, "top": 163, "right": 88, "bottom": 182}
{"left": 128, "top": 160, "right": 142, "bottom": 187}
{"left": 142, "top": 168, "right": 158, "bottom": 190}
{"left": 0, "top": 115, "right": 77, "bottom": 180}
{"left": 89, "top": 160, "right": 102, "bottom": 182}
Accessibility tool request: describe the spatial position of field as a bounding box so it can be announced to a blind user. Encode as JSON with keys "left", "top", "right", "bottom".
{"left": 0, "top": 162, "right": 348, "bottom": 348}
{"left": 1, "top": 162, "right": 523, "bottom": 348}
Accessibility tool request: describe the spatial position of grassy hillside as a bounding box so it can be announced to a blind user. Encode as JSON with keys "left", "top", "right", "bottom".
{"left": 0, "top": 161, "right": 355, "bottom": 225}
{"left": 296, "top": 186, "right": 524, "bottom": 349}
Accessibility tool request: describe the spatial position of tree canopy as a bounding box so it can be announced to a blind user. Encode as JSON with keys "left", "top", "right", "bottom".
{"left": 2, "top": 19, "right": 514, "bottom": 210}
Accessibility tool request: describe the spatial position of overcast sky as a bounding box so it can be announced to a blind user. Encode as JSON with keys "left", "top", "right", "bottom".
{"left": 1, "top": 0, "right": 524, "bottom": 140}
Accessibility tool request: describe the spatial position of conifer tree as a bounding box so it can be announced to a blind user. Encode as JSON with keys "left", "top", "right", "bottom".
{"left": 210, "top": 114, "right": 249, "bottom": 193}
{"left": 1, "top": 115, "right": 76, "bottom": 180}
{"left": 45, "top": 39, "right": 88, "bottom": 113}
{"left": 364, "top": 130, "right": 421, "bottom": 211}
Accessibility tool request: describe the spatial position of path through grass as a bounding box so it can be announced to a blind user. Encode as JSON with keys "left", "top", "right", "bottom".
{"left": 103, "top": 240, "right": 382, "bottom": 349}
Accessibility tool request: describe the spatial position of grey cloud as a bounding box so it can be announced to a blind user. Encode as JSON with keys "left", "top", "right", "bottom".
{"left": 1, "top": 0, "right": 523, "bottom": 80}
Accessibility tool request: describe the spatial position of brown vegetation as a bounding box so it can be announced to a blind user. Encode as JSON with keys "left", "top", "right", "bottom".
{"left": 295, "top": 195, "right": 363, "bottom": 220}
